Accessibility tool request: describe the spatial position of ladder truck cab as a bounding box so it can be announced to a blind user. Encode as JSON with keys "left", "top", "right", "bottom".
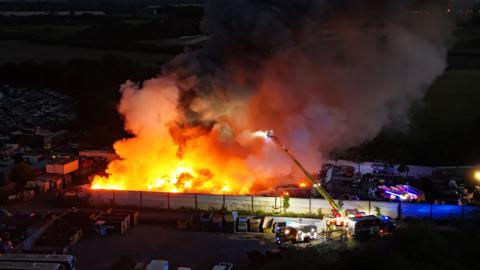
{"left": 324, "top": 208, "right": 366, "bottom": 231}
{"left": 263, "top": 130, "right": 384, "bottom": 239}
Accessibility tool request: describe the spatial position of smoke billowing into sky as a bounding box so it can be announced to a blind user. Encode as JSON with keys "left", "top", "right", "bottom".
{"left": 92, "top": 0, "right": 454, "bottom": 193}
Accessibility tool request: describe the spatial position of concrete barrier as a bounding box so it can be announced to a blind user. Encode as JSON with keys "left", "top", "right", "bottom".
{"left": 289, "top": 198, "right": 310, "bottom": 214}
{"left": 89, "top": 190, "right": 478, "bottom": 220}
{"left": 252, "top": 196, "right": 277, "bottom": 212}
{"left": 371, "top": 201, "right": 398, "bottom": 218}
{"left": 142, "top": 191, "right": 168, "bottom": 209}
{"left": 310, "top": 199, "right": 333, "bottom": 215}
{"left": 90, "top": 190, "right": 114, "bottom": 205}
{"left": 114, "top": 190, "right": 142, "bottom": 207}
{"left": 169, "top": 193, "right": 196, "bottom": 209}
{"left": 402, "top": 202, "right": 430, "bottom": 219}
{"left": 224, "top": 195, "right": 253, "bottom": 211}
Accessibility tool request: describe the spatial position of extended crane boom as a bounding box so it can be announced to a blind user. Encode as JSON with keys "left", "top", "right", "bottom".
{"left": 265, "top": 130, "right": 344, "bottom": 217}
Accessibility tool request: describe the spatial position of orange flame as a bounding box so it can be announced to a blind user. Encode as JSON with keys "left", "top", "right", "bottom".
{"left": 91, "top": 143, "right": 253, "bottom": 194}
{"left": 90, "top": 122, "right": 269, "bottom": 194}
{"left": 90, "top": 78, "right": 295, "bottom": 195}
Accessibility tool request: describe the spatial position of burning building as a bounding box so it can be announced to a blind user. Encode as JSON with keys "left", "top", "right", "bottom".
{"left": 91, "top": 0, "right": 454, "bottom": 195}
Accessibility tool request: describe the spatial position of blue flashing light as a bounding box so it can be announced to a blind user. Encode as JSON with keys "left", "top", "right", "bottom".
{"left": 385, "top": 191, "right": 402, "bottom": 198}
{"left": 403, "top": 185, "right": 422, "bottom": 195}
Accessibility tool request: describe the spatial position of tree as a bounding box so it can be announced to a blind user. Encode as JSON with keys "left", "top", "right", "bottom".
{"left": 397, "top": 164, "right": 410, "bottom": 177}
{"left": 337, "top": 199, "right": 344, "bottom": 209}
{"left": 282, "top": 195, "right": 290, "bottom": 213}
{"left": 9, "top": 162, "right": 36, "bottom": 190}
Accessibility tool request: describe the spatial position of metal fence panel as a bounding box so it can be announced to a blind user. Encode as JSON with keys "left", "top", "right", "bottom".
{"left": 432, "top": 204, "right": 462, "bottom": 219}
{"left": 225, "top": 195, "right": 253, "bottom": 211}
{"left": 288, "top": 198, "right": 311, "bottom": 213}
{"left": 169, "top": 193, "right": 196, "bottom": 209}
{"left": 88, "top": 190, "right": 479, "bottom": 220}
{"left": 141, "top": 191, "right": 168, "bottom": 209}
{"left": 402, "top": 202, "right": 430, "bottom": 218}
{"left": 253, "top": 196, "right": 276, "bottom": 212}
{"left": 113, "top": 190, "right": 141, "bottom": 207}
{"left": 371, "top": 201, "right": 399, "bottom": 218}
{"left": 90, "top": 190, "right": 114, "bottom": 205}
{"left": 197, "top": 194, "right": 223, "bottom": 210}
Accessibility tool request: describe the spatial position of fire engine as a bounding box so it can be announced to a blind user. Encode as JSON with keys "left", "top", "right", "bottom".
{"left": 265, "top": 130, "right": 390, "bottom": 240}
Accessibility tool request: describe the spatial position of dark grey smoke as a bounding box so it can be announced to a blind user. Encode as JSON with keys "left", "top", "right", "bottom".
{"left": 163, "top": 0, "right": 454, "bottom": 172}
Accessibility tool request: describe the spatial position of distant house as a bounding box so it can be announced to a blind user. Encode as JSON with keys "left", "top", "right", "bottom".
{"left": 46, "top": 158, "right": 78, "bottom": 175}
{"left": 79, "top": 149, "right": 119, "bottom": 163}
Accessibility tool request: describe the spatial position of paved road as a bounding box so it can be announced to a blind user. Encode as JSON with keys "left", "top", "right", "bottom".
{"left": 73, "top": 225, "right": 274, "bottom": 270}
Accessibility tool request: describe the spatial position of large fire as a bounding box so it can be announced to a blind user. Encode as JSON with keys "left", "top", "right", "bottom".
{"left": 89, "top": 78, "right": 286, "bottom": 194}
{"left": 91, "top": 127, "right": 272, "bottom": 194}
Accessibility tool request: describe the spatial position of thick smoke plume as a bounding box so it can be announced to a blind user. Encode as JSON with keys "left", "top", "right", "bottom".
{"left": 93, "top": 0, "right": 454, "bottom": 193}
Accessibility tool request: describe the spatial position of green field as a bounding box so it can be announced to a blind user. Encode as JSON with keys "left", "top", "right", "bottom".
{"left": 351, "top": 69, "right": 480, "bottom": 166}
{"left": 0, "top": 40, "right": 172, "bottom": 64}
{"left": 424, "top": 69, "right": 480, "bottom": 122}
{"left": 0, "top": 24, "right": 88, "bottom": 39}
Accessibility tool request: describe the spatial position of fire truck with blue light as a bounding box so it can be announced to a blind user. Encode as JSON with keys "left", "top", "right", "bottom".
{"left": 264, "top": 130, "right": 394, "bottom": 242}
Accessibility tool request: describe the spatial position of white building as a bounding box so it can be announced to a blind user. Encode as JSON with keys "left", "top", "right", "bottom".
{"left": 46, "top": 158, "right": 78, "bottom": 175}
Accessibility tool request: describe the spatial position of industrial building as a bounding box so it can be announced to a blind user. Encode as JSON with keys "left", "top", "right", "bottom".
{"left": 45, "top": 159, "right": 78, "bottom": 175}
{"left": 79, "top": 150, "right": 119, "bottom": 163}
